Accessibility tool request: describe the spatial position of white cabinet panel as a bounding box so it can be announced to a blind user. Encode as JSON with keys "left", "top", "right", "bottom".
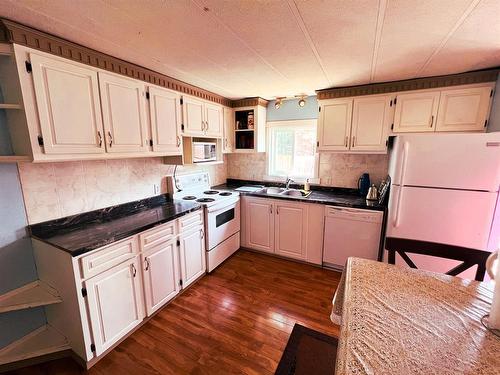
{"left": 85, "top": 256, "right": 144, "bottom": 356}
{"left": 205, "top": 102, "right": 223, "bottom": 137}
{"left": 223, "top": 107, "right": 234, "bottom": 153}
{"left": 246, "top": 198, "right": 274, "bottom": 253}
{"left": 351, "top": 95, "right": 391, "bottom": 152}
{"left": 148, "top": 86, "right": 182, "bottom": 154}
{"left": 393, "top": 91, "right": 440, "bottom": 133}
{"left": 179, "top": 228, "right": 206, "bottom": 288}
{"left": 318, "top": 98, "right": 352, "bottom": 151}
{"left": 30, "top": 53, "right": 105, "bottom": 154}
{"left": 142, "top": 240, "right": 180, "bottom": 316}
{"left": 275, "top": 202, "right": 308, "bottom": 260}
{"left": 98, "top": 72, "right": 149, "bottom": 153}
{"left": 436, "top": 87, "right": 492, "bottom": 132}
{"left": 182, "top": 96, "right": 205, "bottom": 136}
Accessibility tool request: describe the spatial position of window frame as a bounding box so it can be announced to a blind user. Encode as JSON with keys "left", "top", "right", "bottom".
{"left": 264, "top": 119, "right": 320, "bottom": 183}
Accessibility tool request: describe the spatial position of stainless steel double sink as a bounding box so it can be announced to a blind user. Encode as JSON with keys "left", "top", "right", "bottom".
{"left": 256, "top": 187, "right": 312, "bottom": 198}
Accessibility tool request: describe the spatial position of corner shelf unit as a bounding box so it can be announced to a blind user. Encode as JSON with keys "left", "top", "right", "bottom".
{"left": 0, "top": 280, "right": 62, "bottom": 313}
{"left": 233, "top": 105, "right": 266, "bottom": 153}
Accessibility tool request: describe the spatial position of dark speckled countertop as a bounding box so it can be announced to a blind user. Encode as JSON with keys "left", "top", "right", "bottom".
{"left": 214, "top": 179, "right": 386, "bottom": 211}
{"left": 29, "top": 195, "right": 201, "bottom": 257}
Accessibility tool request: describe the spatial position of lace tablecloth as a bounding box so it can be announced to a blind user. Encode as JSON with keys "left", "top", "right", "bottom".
{"left": 332, "top": 257, "right": 500, "bottom": 374}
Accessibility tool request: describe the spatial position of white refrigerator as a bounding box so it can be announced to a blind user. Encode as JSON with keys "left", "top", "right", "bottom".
{"left": 386, "top": 133, "right": 500, "bottom": 279}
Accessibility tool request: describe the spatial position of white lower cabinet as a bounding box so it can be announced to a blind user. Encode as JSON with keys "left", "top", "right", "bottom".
{"left": 142, "top": 240, "right": 180, "bottom": 316}
{"left": 179, "top": 227, "right": 206, "bottom": 288}
{"left": 242, "top": 196, "right": 323, "bottom": 265}
{"left": 85, "top": 256, "right": 144, "bottom": 356}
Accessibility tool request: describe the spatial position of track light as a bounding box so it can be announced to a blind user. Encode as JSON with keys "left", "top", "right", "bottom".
{"left": 297, "top": 96, "right": 306, "bottom": 107}
{"left": 274, "top": 98, "right": 283, "bottom": 109}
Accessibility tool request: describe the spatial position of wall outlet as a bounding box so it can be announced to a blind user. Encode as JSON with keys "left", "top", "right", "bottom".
{"left": 153, "top": 183, "right": 160, "bottom": 195}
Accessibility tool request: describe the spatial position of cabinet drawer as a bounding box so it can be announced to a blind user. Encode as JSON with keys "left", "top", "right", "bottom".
{"left": 80, "top": 237, "right": 138, "bottom": 279}
{"left": 139, "top": 221, "right": 177, "bottom": 252}
{"left": 177, "top": 211, "right": 204, "bottom": 233}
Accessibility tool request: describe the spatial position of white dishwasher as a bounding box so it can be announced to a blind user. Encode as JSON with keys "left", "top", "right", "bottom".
{"left": 323, "top": 206, "right": 383, "bottom": 270}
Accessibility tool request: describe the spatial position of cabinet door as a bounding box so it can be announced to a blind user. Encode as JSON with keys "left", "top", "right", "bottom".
{"left": 98, "top": 72, "right": 149, "bottom": 153}
{"left": 182, "top": 96, "right": 205, "bottom": 136}
{"left": 318, "top": 98, "right": 352, "bottom": 151}
{"left": 148, "top": 86, "right": 182, "bottom": 154}
{"left": 222, "top": 107, "right": 234, "bottom": 153}
{"left": 393, "top": 91, "right": 440, "bottom": 133}
{"left": 85, "top": 256, "right": 144, "bottom": 356}
{"left": 205, "top": 102, "right": 223, "bottom": 137}
{"left": 275, "top": 202, "right": 308, "bottom": 260}
{"left": 351, "top": 95, "right": 392, "bottom": 152}
{"left": 30, "top": 54, "right": 105, "bottom": 154}
{"left": 142, "top": 240, "right": 180, "bottom": 316}
{"left": 246, "top": 198, "right": 274, "bottom": 253}
{"left": 179, "top": 227, "right": 206, "bottom": 288}
{"left": 435, "top": 87, "right": 492, "bottom": 132}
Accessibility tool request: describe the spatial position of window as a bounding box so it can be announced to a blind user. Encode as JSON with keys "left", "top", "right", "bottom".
{"left": 266, "top": 119, "right": 318, "bottom": 181}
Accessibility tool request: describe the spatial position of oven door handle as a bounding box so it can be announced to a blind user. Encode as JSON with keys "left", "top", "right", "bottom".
{"left": 206, "top": 198, "right": 240, "bottom": 213}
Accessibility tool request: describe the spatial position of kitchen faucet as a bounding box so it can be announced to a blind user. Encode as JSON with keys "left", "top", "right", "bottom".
{"left": 285, "top": 177, "right": 294, "bottom": 189}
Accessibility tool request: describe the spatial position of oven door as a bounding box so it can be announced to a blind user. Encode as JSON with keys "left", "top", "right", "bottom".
{"left": 205, "top": 198, "right": 240, "bottom": 251}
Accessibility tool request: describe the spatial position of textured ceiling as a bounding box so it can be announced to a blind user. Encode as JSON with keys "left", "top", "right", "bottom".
{"left": 0, "top": 0, "right": 499, "bottom": 100}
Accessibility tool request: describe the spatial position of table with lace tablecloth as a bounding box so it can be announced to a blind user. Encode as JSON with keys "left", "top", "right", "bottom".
{"left": 331, "top": 257, "right": 500, "bottom": 374}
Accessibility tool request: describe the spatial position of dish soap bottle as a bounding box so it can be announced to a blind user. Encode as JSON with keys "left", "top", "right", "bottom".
{"left": 304, "top": 178, "right": 311, "bottom": 192}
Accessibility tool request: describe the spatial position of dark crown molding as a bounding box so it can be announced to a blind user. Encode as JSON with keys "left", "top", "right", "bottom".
{"left": 0, "top": 19, "right": 234, "bottom": 107}
{"left": 316, "top": 69, "right": 499, "bottom": 100}
{"left": 231, "top": 97, "right": 269, "bottom": 108}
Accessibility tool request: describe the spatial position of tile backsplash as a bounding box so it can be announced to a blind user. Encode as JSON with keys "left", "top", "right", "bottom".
{"left": 18, "top": 157, "right": 227, "bottom": 224}
{"left": 227, "top": 152, "right": 388, "bottom": 188}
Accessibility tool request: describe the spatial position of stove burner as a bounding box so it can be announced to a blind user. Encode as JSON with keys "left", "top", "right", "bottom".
{"left": 203, "top": 190, "right": 220, "bottom": 195}
{"left": 219, "top": 192, "right": 232, "bottom": 196}
{"left": 182, "top": 196, "right": 197, "bottom": 200}
{"left": 196, "top": 198, "right": 215, "bottom": 203}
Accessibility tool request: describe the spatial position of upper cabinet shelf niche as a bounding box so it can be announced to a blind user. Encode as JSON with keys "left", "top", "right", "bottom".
{"left": 232, "top": 104, "right": 266, "bottom": 153}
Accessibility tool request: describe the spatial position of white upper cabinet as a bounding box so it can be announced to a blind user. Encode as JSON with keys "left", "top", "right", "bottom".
{"left": 148, "top": 86, "right": 182, "bottom": 154}
{"left": 182, "top": 96, "right": 205, "bottom": 136}
{"left": 85, "top": 256, "right": 144, "bottom": 356}
{"left": 318, "top": 98, "right": 352, "bottom": 151}
{"left": 182, "top": 95, "right": 224, "bottom": 137}
{"left": 205, "top": 102, "right": 223, "bottom": 137}
{"left": 435, "top": 86, "right": 493, "bottom": 132}
{"left": 351, "top": 95, "right": 392, "bottom": 152}
{"left": 30, "top": 53, "right": 105, "bottom": 154}
{"left": 393, "top": 91, "right": 440, "bottom": 133}
{"left": 98, "top": 72, "right": 149, "bottom": 153}
{"left": 142, "top": 240, "right": 180, "bottom": 316}
{"left": 222, "top": 107, "right": 234, "bottom": 153}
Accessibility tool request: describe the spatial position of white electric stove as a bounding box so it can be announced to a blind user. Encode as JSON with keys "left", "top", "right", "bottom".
{"left": 167, "top": 172, "right": 240, "bottom": 272}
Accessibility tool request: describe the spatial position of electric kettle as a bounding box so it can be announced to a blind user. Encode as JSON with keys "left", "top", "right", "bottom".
{"left": 358, "top": 173, "right": 370, "bottom": 196}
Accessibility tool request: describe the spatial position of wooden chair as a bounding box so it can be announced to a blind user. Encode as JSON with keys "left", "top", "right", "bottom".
{"left": 385, "top": 237, "right": 491, "bottom": 281}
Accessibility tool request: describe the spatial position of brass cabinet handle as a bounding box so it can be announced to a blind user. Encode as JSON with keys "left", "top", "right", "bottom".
{"left": 97, "top": 131, "right": 102, "bottom": 147}
{"left": 108, "top": 131, "right": 113, "bottom": 147}
{"left": 430, "top": 115, "right": 434, "bottom": 127}
{"left": 352, "top": 136, "right": 356, "bottom": 147}
{"left": 200, "top": 228, "right": 204, "bottom": 239}
{"left": 131, "top": 264, "right": 137, "bottom": 277}
{"left": 144, "top": 258, "right": 150, "bottom": 271}
{"left": 177, "top": 136, "right": 181, "bottom": 147}
{"left": 345, "top": 136, "right": 348, "bottom": 147}
{"left": 225, "top": 138, "right": 228, "bottom": 148}
{"left": 270, "top": 205, "right": 273, "bottom": 214}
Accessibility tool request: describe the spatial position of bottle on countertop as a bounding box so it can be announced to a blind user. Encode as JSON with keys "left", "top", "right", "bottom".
{"left": 304, "top": 178, "right": 310, "bottom": 192}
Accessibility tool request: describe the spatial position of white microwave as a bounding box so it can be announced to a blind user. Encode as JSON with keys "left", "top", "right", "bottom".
{"left": 193, "top": 142, "right": 217, "bottom": 163}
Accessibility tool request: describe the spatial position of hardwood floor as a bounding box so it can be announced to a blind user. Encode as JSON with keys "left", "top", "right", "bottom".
{"left": 8, "top": 250, "right": 341, "bottom": 375}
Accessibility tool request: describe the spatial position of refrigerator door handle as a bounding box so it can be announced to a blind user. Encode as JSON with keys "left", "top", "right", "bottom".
{"left": 399, "top": 141, "right": 409, "bottom": 186}
{"left": 393, "top": 187, "right": 403, "bottom": 228}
